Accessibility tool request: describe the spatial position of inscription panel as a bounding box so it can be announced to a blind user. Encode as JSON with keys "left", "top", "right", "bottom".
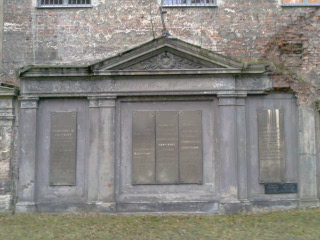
{"left": 179, "top": 111, "right": 203, "bottom": 184}
{"left": 49, "top": 112, "right": 77, "bottom": 186}
{"left": 132, "top": 111, "right": 156, "bottom": 184}
{"left": 131, "top": 110, "right": 204, "bottom": 185}
{"left": 156, "top": 111, "right": 179, "bottom": 184}
{"left": 258, "top": 109, "right": 285, "bottom": 183}
{"left": 265, "top": 183, "right": 298, "bottom": 194}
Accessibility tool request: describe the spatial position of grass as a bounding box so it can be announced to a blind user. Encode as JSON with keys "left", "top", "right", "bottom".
{"left": 0, "top": 208, "right": 320, "bottom": 240}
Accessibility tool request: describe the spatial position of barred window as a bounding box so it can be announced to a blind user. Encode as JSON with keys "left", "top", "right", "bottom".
{"left": 162, "top": 0, "right": 217, "bottom": 7}
{"left": 281, "top": 0, "right": 320, "bottom": 6}
{"left": 39, "top": 0, "right": 91, "bottom": 7}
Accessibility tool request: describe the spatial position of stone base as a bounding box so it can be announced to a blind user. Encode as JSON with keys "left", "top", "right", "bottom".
{"left": 14, "top": 199, "right": 320, "bottom": 214}
{"left": 15, "top": 202, "right": 37, "bottom": 213}
{"left": 0, "top": 195, "right": 11, "bottom": 213}
{"left": 116, "top": 202, "right": 219, "bottom": 214}
{"left": 299, "top": 199, "right": 320, "bottom": 209}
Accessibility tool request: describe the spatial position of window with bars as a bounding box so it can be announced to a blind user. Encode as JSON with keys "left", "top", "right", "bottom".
{"left": 281, "top": 0, "right": 320, "bottom": 6}
{"left": 38, "top": 0, "right": 91, "bottom": 7}
{"left": 162, "top": 0, "right": 217, "bottom": 7}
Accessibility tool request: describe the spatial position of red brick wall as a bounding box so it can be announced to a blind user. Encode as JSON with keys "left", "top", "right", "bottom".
{"left": 2, "top": 0, "right": 320, "bottom": 89}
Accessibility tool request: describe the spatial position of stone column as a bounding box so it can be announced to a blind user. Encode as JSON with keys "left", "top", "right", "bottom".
{"left": 0, "top": 0, "right": 3, "bottom": 64}
{"left": 97, "top": 97, "right": 116, "bottom": 210}
{"left": 87, "top": 97, "right": 100, "bottom": 203}
{"left": 0, "top": 86, "right": 18, "bottom": 212}
{"left": 236, "top": 97, "right": 249, "bottom": 203}
{"left": 218, "top": 95, "right": 239, "bottom": 211}
{"left": 16, "top": 97, "right": 38, "bottom": 212}
{"left": 87, "top": 96, "right": 116, "bottom": 211}
{"left": 298, "top": 106, "right": 319, "bottom": 208}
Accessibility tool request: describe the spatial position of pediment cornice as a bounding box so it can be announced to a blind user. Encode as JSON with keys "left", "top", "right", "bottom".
{"left": 19, "top": 37, "right": 266, "bottom": 77}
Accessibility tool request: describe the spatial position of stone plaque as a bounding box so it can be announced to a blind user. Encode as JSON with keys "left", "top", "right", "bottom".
{"left": 49, "top": 112, "right": 77, "bottom": 186}
{"left": 179, "top": 111, "right": 203, "bottom": 184}
{"left": 156, "top": 111, "right": 179, "bottom": 184}
{"left": 265, "top": 183, "right": 298, "bottom": 194}
{"left": 0, "top": 127, "right": 13, "bottom": 161}
{"left": 132, "top": 111, "right": 156, "bottom": 185}
{"left": 258, "top": 109, "right": 285, "bottom": 183}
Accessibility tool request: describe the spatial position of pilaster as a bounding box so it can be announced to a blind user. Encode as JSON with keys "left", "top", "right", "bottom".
{"left": 16, "top": 97, "right": 38, "bottom": 212}
{"left": 87, "top": 96, "right": 116, "bottom": 210}
{"left": 0, "top": 85, "right": 18, "bottom": 212}
{"left": 298, "top": 106, "right": 319, "bottom": 208}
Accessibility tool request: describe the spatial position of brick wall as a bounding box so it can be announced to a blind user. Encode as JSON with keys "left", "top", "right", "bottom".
{"left": 2, "top": 0, "right": 320, "bottom": 92}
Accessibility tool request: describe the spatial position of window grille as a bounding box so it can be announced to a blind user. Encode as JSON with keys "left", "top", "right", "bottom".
{"left": 281, "top": 0, "right": 320, "bottom": 6}
{"left": 39, "top": 0, "right": 91, "bottom": 7}
{"left": 162, "top": 0, "right": 217, "bottom": 7}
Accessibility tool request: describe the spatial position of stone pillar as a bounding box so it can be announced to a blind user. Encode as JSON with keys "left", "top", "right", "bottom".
{"left": 97, "top": 97, "right": 116, "bottom": 209}
{"left": 16, "top": 97, "right": 38, "bottom": 212}
{"left": 0, "top": 85, "right": 18, "bottom": 212}
{"left": 236, "top": 97, "right": 248, "bottom": 203}
{"left": 0, "top": 0, "right": 3, "bottom": 64}
{"left": 218, "top": 96, "right": 239, "bottom": 211}
{"left": 87, "top": 98, "right": 100, "bottom": 203}
{"left": 298, "top": 106, "right": 319, "bottom": 208}
{"left": 87, "top": 96, "right": 116, "bottom": 211}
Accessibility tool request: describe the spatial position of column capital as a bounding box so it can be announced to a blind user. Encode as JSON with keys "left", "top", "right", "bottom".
{"left": 88, "top": 96, "right": 116, "bottom": 108}
{"left": 18, "top": 97, "right": 39, "bottom": 109}
{"left": 217, "top": 92, "right": 247, "bottom": 106}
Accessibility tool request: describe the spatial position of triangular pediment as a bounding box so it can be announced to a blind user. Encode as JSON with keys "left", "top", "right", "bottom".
{"left": 91, "top": 37, "right": 244, "bottom": 72}
{"left": 19, "top": 36, "right": 266, "bottom": 77}
{"left": 113, "top": 49, "right": 222, "bottom": 70}
{"left": 109, "top": 46, "right": 229, "bottom": 71}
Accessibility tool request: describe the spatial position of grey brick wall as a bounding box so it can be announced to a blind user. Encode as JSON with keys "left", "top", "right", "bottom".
{"left": 1, "top": 0, "right": 319, "bottom": 88}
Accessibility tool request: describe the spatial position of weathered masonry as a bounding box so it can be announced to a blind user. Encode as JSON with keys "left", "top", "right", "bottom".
{"left": 6, "top": 37, "right": 317, "bottom": 213}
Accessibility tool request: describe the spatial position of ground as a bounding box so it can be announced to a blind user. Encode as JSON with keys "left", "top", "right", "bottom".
{"left": 0, "top": 208, "right": 319, "bottom": 240}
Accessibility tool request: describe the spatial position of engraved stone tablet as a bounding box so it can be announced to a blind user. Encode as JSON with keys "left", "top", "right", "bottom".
{"left": 156, "top": 111, "right": 179, "bottom": 184}
{"left": 50, "top": 112, "right": 77, "bottom": 186}
{"left": 132, "top": 111, "right": 156, "bottom": 184}
{"left": 265, "top": 183, "right": 298, "bottom": 194}
{"left": 179, "top": 111, "right": 203, "bottom": 184}
{"left": 0, "top": 127, "right": 13, "bottom": 161}
{"left": 258, "top": 109, "right": 285, "bottom": 183}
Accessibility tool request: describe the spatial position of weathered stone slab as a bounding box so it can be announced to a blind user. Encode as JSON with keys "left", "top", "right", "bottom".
{"left": 49, "top": 112, "right": 77, "bottom": 186}
{"left": 264, "top": 183, "right": 297, "bottom": 194}
{"left": 0, "top": 126, "right": 13, "bottom": 162}
{"left": 132, "top": 111, "right": 156, "bottom": 185}
{"left": 156, "top": 111, "right": 179, "bottom": 184}
{"left": 179, "top": 111, "right": 203, "bottom": 184}
{"left": 258, "top": 109, "right": 285, "bottom": 183}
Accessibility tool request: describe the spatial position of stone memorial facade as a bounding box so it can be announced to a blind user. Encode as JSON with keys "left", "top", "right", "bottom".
{"left": 0, "top": 37, "right": 313, "bottom": 213}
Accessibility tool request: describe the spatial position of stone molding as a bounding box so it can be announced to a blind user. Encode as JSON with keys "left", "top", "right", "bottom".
{"left": 19, "top": 97, "right": 39, "bottom": 109}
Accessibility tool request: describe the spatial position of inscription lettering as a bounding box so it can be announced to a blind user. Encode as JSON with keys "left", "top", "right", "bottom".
{"left": 50, "top": 112, "right": 77, "bottom": 186}
{"left": 258, "top": 109, "right": 285, "bottom": 183}
{"left": 265, "top": 183, "right": 298, "bottom": 194}
{"left": 132, "top": 110, "right": 203, "bottom": 185}
{"left": 179, "top": 111, "right": 203, "bottom": 184}
{"left": 156, "top": 111, "right": 179, "bottom": 184}
{"left": 132, "top": 111, "right": 156, "bottom": 184}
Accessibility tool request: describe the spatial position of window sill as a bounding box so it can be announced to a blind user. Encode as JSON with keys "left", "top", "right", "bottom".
{"left": 162, "top": 4, "right": 217, "bottom": 7}
{"left": 280, "top": 4, "right": 320, "bottom": 6}
{"left": 37, "top": 5, "right": 92, "bottom": 9}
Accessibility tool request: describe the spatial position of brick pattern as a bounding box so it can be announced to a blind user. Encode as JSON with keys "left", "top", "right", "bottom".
{"left": 282, "top": 0, "right": 320, "bottom": 3}
{"left": 1, "top": 0, "right": 320, "bottom": 100}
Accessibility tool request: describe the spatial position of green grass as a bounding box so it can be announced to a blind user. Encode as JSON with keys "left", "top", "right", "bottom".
{"left": 0, "top": 208, "right": 320, "bottom": 240}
